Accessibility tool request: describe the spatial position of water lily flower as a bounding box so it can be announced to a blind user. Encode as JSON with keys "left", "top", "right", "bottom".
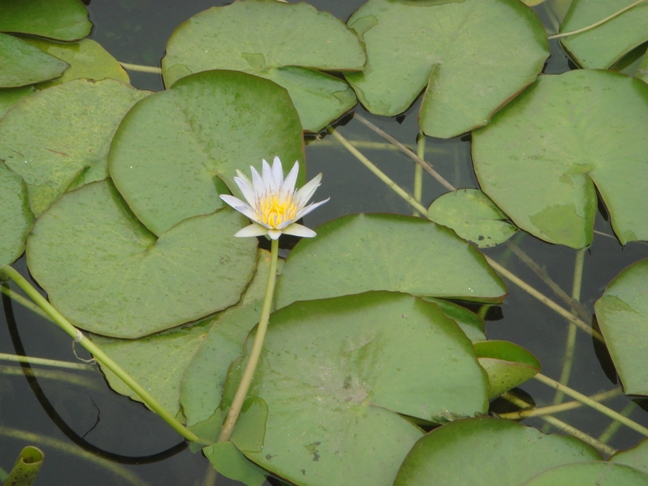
{"left": 220, "top": 156, "right": 329, "bottom": 240}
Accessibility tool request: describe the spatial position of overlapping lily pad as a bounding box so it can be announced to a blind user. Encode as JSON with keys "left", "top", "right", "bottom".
{"left": 524, "top": 462, "right": 648, "bottom": 484}
{"left": 344, "top": 0, "right": 549, "bottom": 138}
{"left": 394, "top": 417, "right": 600, "bottom": 485}
{"left": 594, "top": 258, "right": 648, "bottom": 396}
{"left": 428, "top": 189, "right": 518, "bottom": 248}
{"left": 26, "top": 180, "right": 258, "bottom": 338}
{"left": 22, "top": 38, "right": 130, "bottom": 88}
{"left": 560, "top": 0, "right": 648, "bottom": 69}
{"left": 0, "top": 162, "right": 33, "bottom": 266}
{"left": 473, "top": 69, "right": 648, "bottom": 249}
{"left": 109, "top": 70, "right": 304, "bottom": 236}
{"left": 161, "top": 0, "right": 365, "bottom": 132}
{"left": 0, "top": 33, "right": 68, "bottom": 87}
{"left": 611, "top": 439, "right": 648, "bottom": 474}
{"left": 0, "top": 78, "right": 149, "bottom": 216}
{"left": 0, "top": 86, "right": 34, "bottom": 118}
{"left": 0, "top": 0, "right": 92, "bottom": 41}
{"left": 276, "top": 214, "right": 507, "bottom": 309}
{"left": 240, "top": 292, "right": 489, "bottom": 485}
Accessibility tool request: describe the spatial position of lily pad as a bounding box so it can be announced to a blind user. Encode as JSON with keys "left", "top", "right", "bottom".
{"left": 109, "top": 70, "right": 304, "bottom": 236}
{"left": 394, "top": 417, "right": 600, "bottom": 485}
{"left": 162, "top": 0, "right": 365, "bottom": 132}
{"left": 204, "top": 442, "right": 266, "bottom": 486}
{"left": 0, "top": 33, "right": 68, "bottom": 88}
{"left": 21, "top": 38, "right": 130, "bottom": 89}
{"left": 0, "top": 86, "right": 33, "bottom": 119}
{"left": 473, "top": 69, "right": 648, "bottom": 249}
{"left": 275, "top": 213, "right": 507, "bottom": 309}
{"left": 344, "top": 0, "right": 549, "bottom": 138}
{"left": 425, "top": 298, "right": 487, "bottom": 343}
{"left": 594, "top": 258, "right": 648, "bottom": 396}
{"left": 611, "top": 439, "right": 648, "bottom": 474}
{"left": 92, "top": 319, "right": 212, "bottom": 416}
{"left": 0, "top": 0, "right": 92, "bottom": 41}
{"left": 474, "top": 340, "right": 541, "bottom": 399}
{"left": 428, "top": 189, "right": 518, "bottom": 248}
{"left": 181, "top": 250, "right": 279, "bottom": 427}
{"left": 560, "top": 0, "right": 648, "bottom": 69}
{"left": 0, "top": 162, "right": 33, "bottom": 266}
{"left": 26, "top": 180, "right": 258, "bottom": 338}
{"left": 524, "top": 461, "right": 648, "bottom": 485}
{"left": 638, "top": 50, "right": 648, "bottom": 84}
{"left": 240, "top": 292, "right": 489, "bottom": 485}
{"left": 0, "top": 78, "right": 149, "bottom": 216}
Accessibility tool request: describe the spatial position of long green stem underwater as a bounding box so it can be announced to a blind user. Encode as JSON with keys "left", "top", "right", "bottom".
{"left": 218, "top": 238, "right": 280, "bottom": 443}
{"left": 0, "top": 265, "right": 208, "bottom": 445}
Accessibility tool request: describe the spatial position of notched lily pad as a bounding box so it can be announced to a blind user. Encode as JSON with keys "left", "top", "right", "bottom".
{"left": 26, "top": 180, "right": 258, "bottom": 338}
{"left": 345, "top": 0, "right": 549, "bottom": 138}
{"left": 594, "top": 258, "right": 648, "bottom": 396}
{"left": 162, "top": 0, "right": 366, "bottom": 132}
{"left": 0, "top": 162, "right": 33, "bottom": 266}
{"left": 428, "top": 189, "right": 518, "bottom": 248}
{"left": 0, "top": 78, "right": 149, "bottom": 216}
{"left": 276, "top": 213, "right": 507, "bottom": 309}
{"left": 560, "top": 0, "right": 648, "bottom": 69}
{"left": 240, "top": 292, "right": 489, "bottom": 485}
{"left": 0, "top": 0, "right": 92, "bottom": 41}
{"left": 0, "top": 33, "right": 68, "bottom": 88}
{"left": 394, "top": 417, "right": 600, "bottom": 485}
{"left": 473, "top": 69, "right": 648, "bottom": 249}
{"left": 109, "top": 70, "right": 304, "bottom": 236}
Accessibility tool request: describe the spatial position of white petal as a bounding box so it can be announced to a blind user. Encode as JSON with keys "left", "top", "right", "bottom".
{"left": 262, "top": 159, "right": 276, "bottom": 193}
{"left": 250, "top": 166, "right": 265, "bottom": 197}
{"left": 295, "top": 197, "right": 329, "bottom": 220}
{"left": 271, "top": 156, "right": 284, "bottom": 189}
{"left": 267, "top": 229, "right": 282, "bottom": 240}
{"left": 281, "top": 223, "right": 317, "bottom": 238}
{"left": 233, "top": 176, "right": 257, "bottom": 208}
{"left": 219, "top": 195, "right": 260, "bottom": 222}
{"left": 235, "top": 223, "right": 270, "bottom": 238}
{"left": 294, "top": 173, "right": 323, "bottom": 207}
{"left": 281, "top": 161, "right": 299, "bottom": 197}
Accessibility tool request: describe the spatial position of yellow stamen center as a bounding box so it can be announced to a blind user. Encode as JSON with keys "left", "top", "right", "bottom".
{"left": 258, "top": 194, "right": 298, "bottom": 229}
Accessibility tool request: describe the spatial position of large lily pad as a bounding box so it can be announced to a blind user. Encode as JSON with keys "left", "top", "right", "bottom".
{"left": 26, "top": 180, "right": 258, "bottom": 338}
{"left": 22, "top": 38, "right": 130, "bottom": 89}
{"left": 276, "top": 214, "right": 507, "bottom": 309}
{"left": 0, "top": 78, "right": 149, "bottom": 216}
{"left": 611, "top": 439, "right": 648, "bottom": 474}
{"left": 524, "top": 462, "right": 648, "bottom": 485}
{"left": 109, "top": 70, "right": 304, "bottom": 236}
{"left": 0, "top": 86, "right": 34, "bottom": 118}
{"left": 0, "top": 33, "right": 68, "bottom": 88}
{"left": 162, "top": 0, "right": 365, "bottom": 132}
{"left": 0, "top": 162, "right": 33, "bottom": 266}
{"left": 344, "top": 0, "right": 549, "bottom": 138}
{"left": 473, "top": 69, "right": 648, "bottom": 249}
{"left": 560, "top": 0, "right": 648, "bottom": 69}
{"left": 240, "top": 292, "right": 489, "bottom": 485}
{"left": 0, "top": 0, "right": 92, "bottom": 41}
{"left": 394, "top": 417, "right": 600, "bottom": 485}
{"left": 428, "top": 189, "right": 518, "bottom": 248}
{"left": 594, "top": 258, "right": 648, "bottom": 396}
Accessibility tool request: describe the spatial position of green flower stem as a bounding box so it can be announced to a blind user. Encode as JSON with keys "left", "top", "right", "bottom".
{"left": 599, "top": 401, "right": 638, "bottom": 444}
{"left": 548, "top": 0, "right": 647, "bottom": 40}
{"left": 218, "top": 238, "right": 279, "bottom": 443}
{"left": 118, "top": 62, "right": 162, "bottom": 74}
{"left": 499, "top": 387, "right": 622, "bottom": 420}
{"left": 1, "top": 284, "right": 50, "bottom": 320}
{"left": 0, "top": 265, "right": 209, "bottom": 446}
{"left": 534, "top": 373, "right": 648, "bottom": 438}
{"left": 353, "top": 114, "right": 456, "bottom": 191}
{"left": 0, "top": 352, "right": 91, "bottom": 371}
{"left": 553, "top": 247, "right": 587, "bottom": 406}
{"left": 309, "top": 137, "right": 447, "bottom": 155}
{"left": 502, "top": 392, "right": 618, "bottom": 456}
{"left": 413, "top": 132, "right": 424, "bottom": 216}
{"left": 327, "top": 126, "right": 428, "bottom": 215}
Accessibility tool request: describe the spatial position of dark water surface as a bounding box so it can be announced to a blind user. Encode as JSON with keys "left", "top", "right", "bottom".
{"left": 2, "top": 1, "right": 648, "bottom": 485}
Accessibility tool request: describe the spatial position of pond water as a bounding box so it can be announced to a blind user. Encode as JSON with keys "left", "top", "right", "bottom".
{"left": 2, "top": 0, "right": 648, "bottom": 485}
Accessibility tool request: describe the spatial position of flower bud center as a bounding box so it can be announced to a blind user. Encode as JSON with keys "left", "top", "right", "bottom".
{"left": 259, "top": 194, "right": 298, "bottom": 228}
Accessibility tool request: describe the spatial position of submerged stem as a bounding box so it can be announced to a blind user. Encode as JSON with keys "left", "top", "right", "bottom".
{"left": 0, "top": 265, "right": 208, "bottom": 446}
{"left": 413, "top": 132, "right": 425, "bottom": 216}
{"left": 218, "top": 238, "right": 279, "bottom": 443}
